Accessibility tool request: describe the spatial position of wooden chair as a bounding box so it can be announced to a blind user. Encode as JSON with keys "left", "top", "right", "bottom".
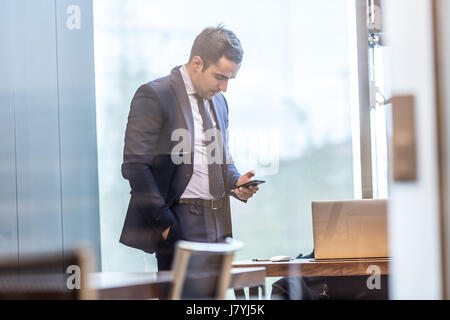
{"left": 0, "top": 247, "right": 97, "bottom": 299}
{"left": 168, "top": 238, "right": 243, "bottom": 300}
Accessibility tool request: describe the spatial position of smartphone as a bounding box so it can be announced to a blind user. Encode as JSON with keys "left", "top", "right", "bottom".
{"left": 233, "top": 180, "right": 265, "bottom": 190}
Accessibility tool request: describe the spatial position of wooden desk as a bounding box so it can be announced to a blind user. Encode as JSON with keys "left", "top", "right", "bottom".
{"left": 89, "top": 267, "right": 266, "bottom": 300}
{"left": 232, "top": 258, "right": 390, "bottom": 278}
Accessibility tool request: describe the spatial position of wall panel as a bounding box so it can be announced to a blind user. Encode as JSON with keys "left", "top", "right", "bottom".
{"left": 0, "top": 0, "right": 19, "bottom": 260}
{"left": 56, "top": 0, "right": 101, "bottom": 266}
{"left": 12, "top": 0, "right": 63, "bottom": 258}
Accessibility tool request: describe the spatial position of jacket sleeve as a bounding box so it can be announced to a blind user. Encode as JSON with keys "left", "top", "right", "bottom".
{"left": 121, "top": 84, "right": 176, "bottom": 234}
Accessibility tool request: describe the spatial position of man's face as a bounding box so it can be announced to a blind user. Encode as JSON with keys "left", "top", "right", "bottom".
{"left": 190, "top": 56, "right": 241, "bottom": 100}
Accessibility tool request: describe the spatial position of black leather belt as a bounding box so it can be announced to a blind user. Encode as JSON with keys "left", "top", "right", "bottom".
{"left": 178, "top": 198, "right": 223, "bottom": 210}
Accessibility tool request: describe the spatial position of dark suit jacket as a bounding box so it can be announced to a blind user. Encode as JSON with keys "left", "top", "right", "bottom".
{"left": 119, "top": 66, "right": 242, "bottom": 254}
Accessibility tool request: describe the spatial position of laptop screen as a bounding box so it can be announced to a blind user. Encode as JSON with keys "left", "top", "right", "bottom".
{"left": 311, "top": 199, "right": 389, "bottom": 259}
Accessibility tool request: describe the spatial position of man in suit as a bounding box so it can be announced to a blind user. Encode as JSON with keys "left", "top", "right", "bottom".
{"left": 119, "top": 26, "right": 259, "bottom": 270}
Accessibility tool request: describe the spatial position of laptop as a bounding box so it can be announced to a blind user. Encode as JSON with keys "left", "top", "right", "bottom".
{"left": 311, "top": 199, "right": 389, "bottom": 260}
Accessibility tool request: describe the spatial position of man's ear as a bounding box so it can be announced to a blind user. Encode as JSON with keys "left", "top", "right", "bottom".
{"left": 191, "top": 56, "right": 204, "bottom": 72}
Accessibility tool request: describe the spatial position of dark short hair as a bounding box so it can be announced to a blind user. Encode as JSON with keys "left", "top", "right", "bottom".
{"left": 188, "top": 25, "right": 243, "bottom": 71}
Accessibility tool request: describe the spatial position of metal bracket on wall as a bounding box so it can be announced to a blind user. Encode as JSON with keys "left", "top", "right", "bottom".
{"left": 391, "top": 95, "right": 417, "bottom": 181}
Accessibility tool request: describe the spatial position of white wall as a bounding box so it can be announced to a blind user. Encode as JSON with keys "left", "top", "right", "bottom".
{"left": 384, "top": 0, "right": 442, "bottom": 299}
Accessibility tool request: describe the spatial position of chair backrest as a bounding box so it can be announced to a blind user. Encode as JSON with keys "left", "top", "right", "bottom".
{"left": 0, "top": 247, "right": 96, "bottom": 300}
{"left": 169, "top": 238, "right": 243, "bottom": 300}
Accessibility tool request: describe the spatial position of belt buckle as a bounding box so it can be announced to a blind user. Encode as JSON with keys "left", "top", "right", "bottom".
{"left": 211, "top": 199, "right": 221, "bottom": 211}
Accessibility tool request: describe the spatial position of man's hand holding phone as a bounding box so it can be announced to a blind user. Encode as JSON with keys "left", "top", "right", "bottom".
{"left": 233, "top": 170, "right": 264, "bottom": 201}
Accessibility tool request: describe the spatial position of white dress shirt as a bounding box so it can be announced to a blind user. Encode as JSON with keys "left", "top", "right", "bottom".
{"left": 179, "top": 65, "right": 217, "bottom": 200}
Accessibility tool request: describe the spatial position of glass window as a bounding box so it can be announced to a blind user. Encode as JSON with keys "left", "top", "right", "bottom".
{"left": 369, "top": 45, "right": 389, "bottom": 199}
{"left": 94, "top": 0, "right": 355, "bottom": 272}
{"left": 368, "top": 1, "right": 389, "bottom": 199}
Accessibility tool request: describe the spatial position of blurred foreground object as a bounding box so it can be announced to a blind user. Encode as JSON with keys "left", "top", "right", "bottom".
{"left": 0, "top": 247, "right": 97, "bottom": 300}
{"left": 169, "top": 238, "right": 243, "bottom": 300}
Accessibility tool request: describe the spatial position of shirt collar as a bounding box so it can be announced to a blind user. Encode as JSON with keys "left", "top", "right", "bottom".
{"left": 179, "top": 64, "right": 196, "bottom": 95}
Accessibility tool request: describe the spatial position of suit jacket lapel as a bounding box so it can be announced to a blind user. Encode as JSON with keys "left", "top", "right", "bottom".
{"left": 170, "top": 66, "right": 228, "bottom": 164}
{"left": 170, "top": 66, "right": 194, "bottom": 161}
